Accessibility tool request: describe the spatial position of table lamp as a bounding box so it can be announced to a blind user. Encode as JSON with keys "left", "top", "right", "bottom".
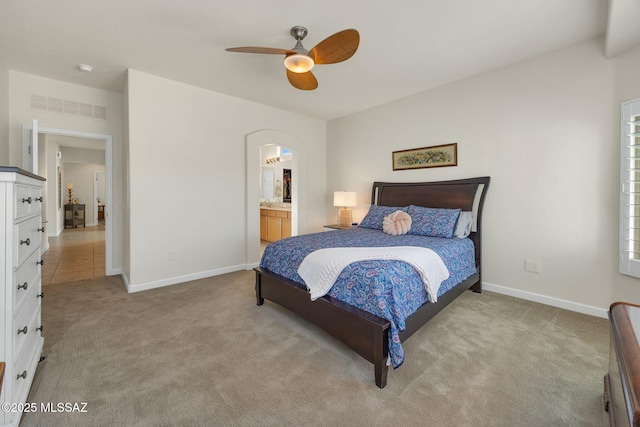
{"left": 334, "top": 191, "right": 357, "bottom": 226}
{"left": 67, "top": 182, "right": 73, "bottom": 204}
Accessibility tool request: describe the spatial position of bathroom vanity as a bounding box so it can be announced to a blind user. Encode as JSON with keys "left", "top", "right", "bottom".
{"left": 260, "top": 206, "right": 291, "bottom": 242}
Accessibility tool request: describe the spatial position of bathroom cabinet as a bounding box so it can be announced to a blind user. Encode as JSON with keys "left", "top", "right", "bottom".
{"left": 260, "top": 208, "right": 291, "bottom": 242}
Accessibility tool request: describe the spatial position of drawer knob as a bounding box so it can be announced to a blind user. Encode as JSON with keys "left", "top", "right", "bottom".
{"left": 22, "top": 197, "right": 32, "bottom": 204}
{"left": 36, "top": 325, "right": 43, "bottom": 332}
{"left": 37, "top": 292, "right": 44, "bottom": 298}
{"left": 38, "top": 227, "right": 45, "bottom": 232}
{"left": 35, "top": 196, "right": 43, "bottom": 202}
{"left": 17, "top": 370, "right": 27, "bottom": 380}
{"left": 37, "top": 260, "right": 44, "bottom": 266}
{"left": 20, "top": 238, "right": 31, "bottom": 246}
{"left": 18, "top": 282, "right": 28, "bottom": 290}
{"left": 17, "top": 326, "right": 28, "bottom": 335}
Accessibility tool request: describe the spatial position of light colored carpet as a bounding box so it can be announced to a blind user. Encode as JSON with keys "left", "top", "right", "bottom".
{"left": 22, "top": 271, "right": 609, "bottom": 426}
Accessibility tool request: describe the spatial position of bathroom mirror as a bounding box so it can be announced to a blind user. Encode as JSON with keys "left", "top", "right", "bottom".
{"left": 262, "top": 167, "right": 275, "bottom": 200}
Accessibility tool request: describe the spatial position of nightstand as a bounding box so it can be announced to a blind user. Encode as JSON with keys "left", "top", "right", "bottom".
{"left": 323, "top": 224, "right": 354, "bottom": 231}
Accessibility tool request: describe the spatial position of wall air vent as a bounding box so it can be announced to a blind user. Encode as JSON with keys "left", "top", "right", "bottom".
{"left": 64, "top": 100, "right": 79, "bottom": 115}
{"left": 29, "top": 94, "right": 108, "bottom": 122}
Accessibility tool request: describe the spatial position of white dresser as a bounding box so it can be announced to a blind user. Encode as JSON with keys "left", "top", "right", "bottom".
{"left": 0, "top": 167, "right": 45, "bottom": 427}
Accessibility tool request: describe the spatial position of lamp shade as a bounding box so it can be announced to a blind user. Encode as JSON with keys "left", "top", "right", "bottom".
{"left": 284, "top": 54, "right": 315, "bottom": 73}
{"left": 333, "top": 191, "right": 357, "bottom": 207}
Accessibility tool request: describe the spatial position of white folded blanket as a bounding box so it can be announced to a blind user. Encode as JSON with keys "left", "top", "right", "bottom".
{"left": 297, "top": 246, "right": 449, "bottom": 302}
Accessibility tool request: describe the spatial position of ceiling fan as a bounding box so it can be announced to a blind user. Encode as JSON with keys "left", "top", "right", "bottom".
{"left": 225, "top": 26, "right": 359, "bottom": 91}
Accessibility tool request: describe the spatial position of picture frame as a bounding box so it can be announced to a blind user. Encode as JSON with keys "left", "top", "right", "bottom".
{"left": 72, "top": 198, "right": 79, "bottom": 204}
{"left": 392, "top": 143, "right": 458, "bottom": 171}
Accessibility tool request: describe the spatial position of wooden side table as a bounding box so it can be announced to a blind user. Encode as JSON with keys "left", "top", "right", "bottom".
{"left": 0, "top": 362, "right": 4, "bottom": 395}
{"left": 604, "top": 302, "right": 640, "bottom": 426}
{"left": 64, "top": 204, "right": 85, "bottom": 228}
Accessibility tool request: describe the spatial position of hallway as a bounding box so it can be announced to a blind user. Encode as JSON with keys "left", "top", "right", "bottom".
{"left": 41, "top": 225, "right": 105, "bottom": 286}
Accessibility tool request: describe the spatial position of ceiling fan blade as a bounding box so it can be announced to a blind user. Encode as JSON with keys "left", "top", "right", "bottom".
{"left": 286, "top": 69, "right": 318, "bottom": 90}
{"left": 309, "top": 29, "right": 359, "bottom": 65}
{"left": 226, "top": 47, "right": 296, "bottom": 55}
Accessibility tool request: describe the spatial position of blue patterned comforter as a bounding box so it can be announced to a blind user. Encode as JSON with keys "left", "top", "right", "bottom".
{"left": 259, "top": 227, "right": 477, "bottom": 368}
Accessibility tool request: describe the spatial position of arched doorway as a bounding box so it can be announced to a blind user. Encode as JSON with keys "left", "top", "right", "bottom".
{"left": 246, "top": 129, "right": 308, "bottom": 267}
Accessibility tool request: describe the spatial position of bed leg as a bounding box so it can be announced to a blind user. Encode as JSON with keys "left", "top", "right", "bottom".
{"left": 374, "top": 360, "right": 388, "bottom": 389}
{"left": 471, "top": 280, "right": 482, "bottom": 294}
{"left": 255, "top": 274, "right": 264, "bottom": 306}
{"left": 373, "top": 330, "right": 388, "bottom": 388}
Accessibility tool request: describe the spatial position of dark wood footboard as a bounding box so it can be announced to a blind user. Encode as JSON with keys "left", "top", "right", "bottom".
{"left": 255, "top": 267, "right": 480, "bottom": 388}
{"left": 255, "top": 267, "right": 392, "bottom": 387}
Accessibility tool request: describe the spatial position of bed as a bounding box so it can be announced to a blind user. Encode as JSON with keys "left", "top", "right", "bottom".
{"left": 254, "top": 176, "right": 490, "bottom": 388}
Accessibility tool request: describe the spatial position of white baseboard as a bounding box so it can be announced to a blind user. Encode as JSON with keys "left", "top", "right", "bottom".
{"left": 121, "top": 271, "right": 131, "bottom": 290}
{"left": 482, "top": 281, "right": 608, "bottom": 319}
{"left": 124, "top": 264, "right": 248, "bottom": 293}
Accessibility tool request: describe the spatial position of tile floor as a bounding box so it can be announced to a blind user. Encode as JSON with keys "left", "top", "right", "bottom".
{"left": 41, "top": 225, "right": 105, "bottom": 286}
{"left": 42, "top": 229, "right": 261, "bottom": 286}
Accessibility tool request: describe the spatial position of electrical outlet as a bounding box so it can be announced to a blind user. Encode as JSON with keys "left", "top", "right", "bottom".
{"left": 168, "top": 250, "right": 176, "bottom": 261}
{"left": 524, "top": 259, "right": 540, "bottom": 273}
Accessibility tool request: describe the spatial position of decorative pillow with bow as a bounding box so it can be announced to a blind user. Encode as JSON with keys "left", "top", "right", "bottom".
{"left": 382, "top": 210, "right": 412, "bottom": 236}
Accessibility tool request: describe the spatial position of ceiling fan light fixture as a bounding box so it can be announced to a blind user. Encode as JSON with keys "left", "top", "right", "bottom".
{"left": 284, "top": 54, "right": 314, "bottom": 73}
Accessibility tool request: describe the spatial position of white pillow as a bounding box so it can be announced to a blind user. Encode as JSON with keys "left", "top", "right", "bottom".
{"left": 454, "top": 211, "right": 473, "bottom": 238}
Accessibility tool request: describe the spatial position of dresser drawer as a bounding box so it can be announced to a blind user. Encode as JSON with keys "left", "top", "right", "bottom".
{"left": 14, "top": 296, "right": 41, "bottom": 358}
{"left": 15, "top": 216, "right": 42, "bottom": 267}
{"left": 12, "top": 316, "right": 42, "bottom": 411}
{"left": 14, "top": 250, "right": 41, "bottom": 313}
{"left": 30, "top": 186, "right": 43, "bottom": 215}
{"left": 275, "top": 210, "right": 289, "bottom": 219}
{"left": 15, "top": 185, "right": 42, "bottom": 219}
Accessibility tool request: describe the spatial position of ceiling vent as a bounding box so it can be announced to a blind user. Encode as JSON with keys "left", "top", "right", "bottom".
{"left": 29, "top": 94, "right": 108, "bottom": 122}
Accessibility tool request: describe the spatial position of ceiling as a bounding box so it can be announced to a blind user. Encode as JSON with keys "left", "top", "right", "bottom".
{"left": 0, "top": 1, "right": 638, "bottom": 121}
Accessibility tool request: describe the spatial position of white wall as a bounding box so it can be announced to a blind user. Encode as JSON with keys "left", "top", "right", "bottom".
{"left": 327, "top": 37, "right": 640, "bottom": 315}
{"left": 125, "top": 69, "right": 326, "bottom": 289}
{"left": 8, "top": 71, "right": 123, "bottom": 271}
{"left": 0, "top": 67, "right": 9, "bottom": 164}
{"left": 122, "top": 76, "right": 130, "bottom": 286}
{"left": 63, "top": 159, "right": 105, "bottom": 227}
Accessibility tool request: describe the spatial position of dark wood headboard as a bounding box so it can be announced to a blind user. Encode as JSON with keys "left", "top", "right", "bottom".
{"left": 370, "top": 177, "right": 491, "bottom": 278}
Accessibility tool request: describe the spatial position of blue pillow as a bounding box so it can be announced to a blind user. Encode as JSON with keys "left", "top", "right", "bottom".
{"left": 407, "top": 205, "right": 461, "bottom": 238}
{"left": 359, "top": 205, "right": 407, "bottom": 230}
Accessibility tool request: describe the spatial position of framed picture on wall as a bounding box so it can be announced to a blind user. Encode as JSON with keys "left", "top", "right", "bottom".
{"left": 392, "top": 143, "right": 458, "bottom": 170}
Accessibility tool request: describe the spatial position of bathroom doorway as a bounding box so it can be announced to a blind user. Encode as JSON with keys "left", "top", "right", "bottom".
{"left": 259, "top": 144, "right": 293, "bottom": 255}
{"left": 246, "top": 129, "right": 308, "bottom": 267}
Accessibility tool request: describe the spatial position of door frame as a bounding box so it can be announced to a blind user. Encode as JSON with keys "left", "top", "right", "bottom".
{"left": 23, "top": 124, "right": 115, "bottom": 276}
{"left": 94, "top": 170, "right": 106, "bottom": 225}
